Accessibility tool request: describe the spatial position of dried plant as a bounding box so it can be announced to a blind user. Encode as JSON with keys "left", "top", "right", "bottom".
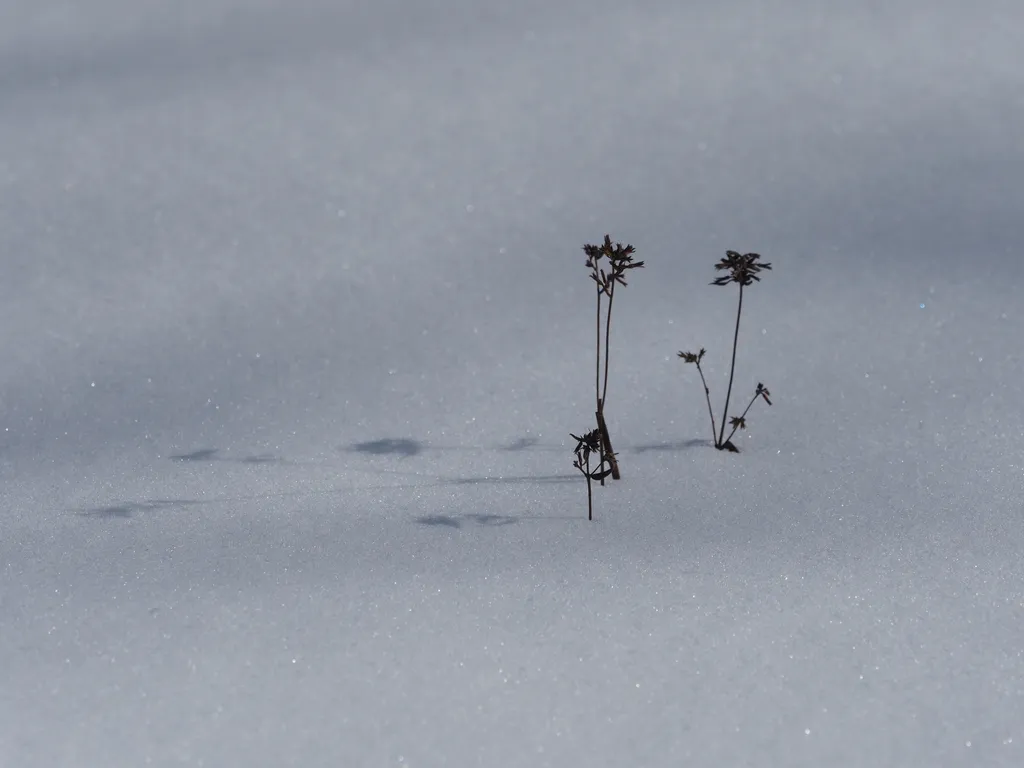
{"left": 679, "top": 251, "right": 773, "bottom": 452}
{"left": 581, "top": 235, "right": 644, "bottom": 481}
{"left": 571, "top": 429, "right": 612, "bottom": 520}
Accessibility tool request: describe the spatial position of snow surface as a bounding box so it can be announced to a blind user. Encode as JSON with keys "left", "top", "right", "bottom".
{"left": 3, "top": 0, "right": 1024, "bottom": 765}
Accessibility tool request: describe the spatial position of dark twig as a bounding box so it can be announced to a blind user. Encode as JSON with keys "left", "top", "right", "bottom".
{"left": 677, "top": 348, "right": 717, "bottom": 445}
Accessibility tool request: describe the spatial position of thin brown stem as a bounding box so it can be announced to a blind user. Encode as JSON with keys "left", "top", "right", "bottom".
{"left": 595, "top": 285, "right": 602, "bottom": 414}
{"left": 600, "top": 282, "right": 622, "bottom": 480}
{"left": 586, "top": 455, "right": 593, "bottom": 521}
{"left": 695, "top": 361, "right": 718, "bottom": 445}
{"left": 718, "top": 283, "right": 743, "bottom": 447}
{"left": 602, "top": 282, "right": 614, "bottom": 407}
{"left": 594, "top": 284, "right": 608, "bottom": 481}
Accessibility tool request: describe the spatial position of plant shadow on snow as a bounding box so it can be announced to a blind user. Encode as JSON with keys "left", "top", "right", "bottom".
{"left": 416, "top": 514, "right": 518, "bottom": 529}
{"left": 346, "top": 438, "right": 578, "bottom": 486}
{"left": 631, "top": 439, "right": 709, "bottom": 454}
{"left": 348, "top": 438, "right": 424, "bottom": 458}
{"left": 448, "top": 474, "right": 576, "bottom": 486}
{"left": 71, "top": 472, "right": 576, "bottom": 522}
{"left": 502, "top": 437, "right": 540, "bottom": 451}
{"left": 415, "top": 511, "right": 582, "bottom": 528}
{"left": 368, "top": 465, "right": 578, "bottom": 488}
{"left": 73, "top": 437, "right": 576, "bottom": 521}
{"left": 345, "top": 436, "right": 562, "bottom": 459}
{"left": 169, "top": 448, "right": 220, "bottom": 461}
{"left": 498, "top": 437, "right": 560, "bottom": 453}
{"left": 76, "top": 499, "right": 203, "bottom": 519}
{"left": 168, "top": 448, "right": 293, "bottom": 464}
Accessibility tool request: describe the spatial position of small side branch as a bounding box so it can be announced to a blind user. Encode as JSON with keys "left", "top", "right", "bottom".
{"left": 721, "top": 383, "right": 772, "bottom": 450}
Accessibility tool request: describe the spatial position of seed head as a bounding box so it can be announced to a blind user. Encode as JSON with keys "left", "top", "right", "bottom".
{"left": 678, "top": 348, "right": 706, "bottom": 365}
{"left": 712, "top": 251, "right": 772, "bottom": 287}
{"left": 583, "top": 235, "right": 644, "bottom": 293}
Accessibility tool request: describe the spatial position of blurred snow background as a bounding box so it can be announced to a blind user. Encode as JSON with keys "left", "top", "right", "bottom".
{"left": 2, "top": 0, "right": 1023, "bottom": 765}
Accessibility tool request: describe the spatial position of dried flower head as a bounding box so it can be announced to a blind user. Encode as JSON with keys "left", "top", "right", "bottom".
{"left": 583, "top": 235, "right": 644, "bottom": 293}
{"left": 570, "top": 429, "right": 603, "bottom": 461}
{"left": 712, "top": 251, "right": 772, "bottom": 287}
{"left": 678, "top": 348, "right": 706, "bottom": 365}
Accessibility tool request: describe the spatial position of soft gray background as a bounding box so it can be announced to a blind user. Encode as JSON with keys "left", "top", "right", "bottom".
{"left": 3, "top": 1, "right": 1023, "bottom": 765}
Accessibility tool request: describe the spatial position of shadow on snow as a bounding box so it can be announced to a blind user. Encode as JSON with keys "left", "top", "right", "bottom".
{"left": 416, "top": 514, "right": 518, "bottom": 529}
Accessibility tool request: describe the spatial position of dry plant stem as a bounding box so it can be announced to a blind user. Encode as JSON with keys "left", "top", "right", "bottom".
{"left": 602, "top": 283, "right": 615, "bottom": 407}
{"left": 600, "top": 285, "right": 622, "bottom": 480}
{"left": 595, "top": 284, "right": 602, "bottom": 415}
{"left": 594, "top": 285, "right": 608, "bottom": 483}
{"left": 718, "top": 282, "right": 743, "bottom": 447}
{"left": 585, "top": 452, "right": 593, "bottom": 521}
{"left": 694, "top": 360, "right": 718, "bottom": 445}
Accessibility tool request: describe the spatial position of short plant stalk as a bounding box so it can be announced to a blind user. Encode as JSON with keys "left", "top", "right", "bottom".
{"left": 585, "top": 452, "right": 593, "bottom": 521}
{"left": 694, "top": 359, "right": 718, "bottom": 445}
{"left": 595, "top": 282, "right": 605, "bottom": 482}
{"left": 572, "top": 429, "right": 609, "bottom": 521}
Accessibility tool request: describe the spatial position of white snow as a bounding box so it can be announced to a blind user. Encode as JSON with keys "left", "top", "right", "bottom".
{"left": 2, "top": 0, "right": 1023, "bottom": 765}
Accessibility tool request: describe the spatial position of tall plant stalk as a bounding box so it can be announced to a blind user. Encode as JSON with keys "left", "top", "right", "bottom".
{"left": 595, "top": 280, "right": 607, "bottom": 482}
{"left": 596, "top": 282, "right": 602, "bottom": 414}
{"left": 718, "top": 282, "right": 743, "bottom": 447}
{"left": 581, "top": 235, "right": 643, "bottom": 480}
